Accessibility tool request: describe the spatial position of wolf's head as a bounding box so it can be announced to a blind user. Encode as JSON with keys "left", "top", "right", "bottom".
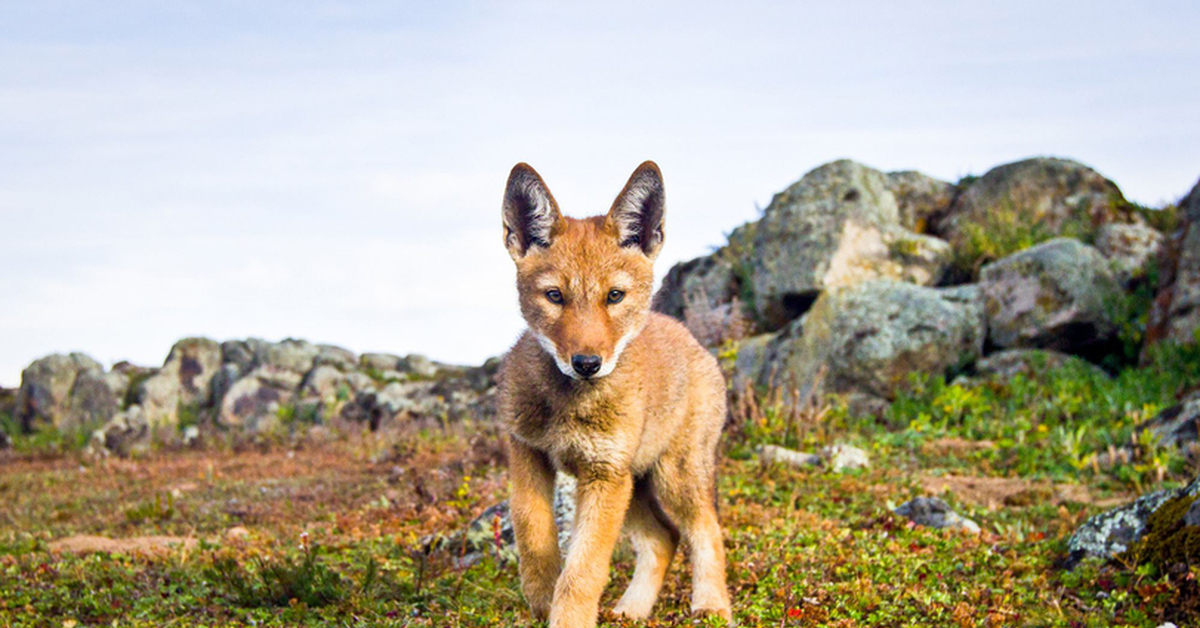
{"left": 502, "top": 162, "right": 665, "bottom": 381}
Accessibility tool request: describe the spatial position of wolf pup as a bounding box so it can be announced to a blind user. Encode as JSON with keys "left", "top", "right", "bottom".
{"left": 497, "top": 161, "right": 733, "bottom": 628}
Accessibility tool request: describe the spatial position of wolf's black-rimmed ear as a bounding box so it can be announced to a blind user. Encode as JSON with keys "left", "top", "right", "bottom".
{"left": 607, "top": 161, "right": 665, "bottom": 259}
{"left": 502, "top": 163, "right": 563, "bottom": 260}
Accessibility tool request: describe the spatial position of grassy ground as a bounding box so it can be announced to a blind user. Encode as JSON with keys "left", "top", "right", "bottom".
{"left": 2, "top": 342, "right": 1199, "bottom": 627}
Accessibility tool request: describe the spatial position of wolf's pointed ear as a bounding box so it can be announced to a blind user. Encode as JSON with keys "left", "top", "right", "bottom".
{"left": 607, "top": 161, "right": 665, "bottom": 259}
{"left": 502, "top": 163, "right": 563, "bottom": 260}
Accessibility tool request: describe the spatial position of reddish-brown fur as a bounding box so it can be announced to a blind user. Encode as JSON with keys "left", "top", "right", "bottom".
{"left": 497, "top": 162, "right": 733, "bottom": 628}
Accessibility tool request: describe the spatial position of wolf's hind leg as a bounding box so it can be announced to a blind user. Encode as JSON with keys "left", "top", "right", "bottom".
{"left": 651, "top": 457, "right": 732, "bottom": 621}
{"left": 613, "top": 477, "right": 679, "bottom": 619}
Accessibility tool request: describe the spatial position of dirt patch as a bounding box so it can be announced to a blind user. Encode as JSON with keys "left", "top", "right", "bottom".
{"left": 921, "top": 437, "right": 997, "bottom": 454}
{"left": 919, "top": 474, "right": 1095, "bottom": 510}
{"left": 49, "top": 534, "right": 197, "bottom": 555}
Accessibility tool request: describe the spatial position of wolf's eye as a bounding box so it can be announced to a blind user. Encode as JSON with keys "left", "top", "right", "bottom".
{"left": 545, "top": 289, "right": 563, "bottom": 304}
{"left": 607, "top": 290, "right": 625, "bottom": 305}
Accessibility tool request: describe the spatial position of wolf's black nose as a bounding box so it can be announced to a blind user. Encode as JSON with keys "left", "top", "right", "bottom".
{"left": 571, "top": 354, "right": 602, "bottom": 378}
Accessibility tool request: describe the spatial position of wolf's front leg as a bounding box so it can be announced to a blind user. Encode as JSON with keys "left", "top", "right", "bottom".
{"left": 508, "top": 438, "right": 562, "bottom": 620}
{"left": 550, "top": 472, "right": 633, "bottom": 628}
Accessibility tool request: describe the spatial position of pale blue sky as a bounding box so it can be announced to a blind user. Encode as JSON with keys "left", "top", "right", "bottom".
{"left": 2, "top": 1, "right": 1198, "bottom": 386}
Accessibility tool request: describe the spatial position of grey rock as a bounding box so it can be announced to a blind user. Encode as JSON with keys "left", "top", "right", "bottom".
{"left": 975, "top": 348, "right": 1108, "bottom": 380}
{"left": 1147, "top": 178, "right": 1200, "bottom": 346}
{"left": 254, "top": 338, "right": 319, "bottom": 374}
{"left": 935, "top": 157, "right": 1125, "bottom": 252}
{"left": 886, "top": 170, "right": 958, "bottom": 232}
{"left": 401, "top": 354, "right": 438, "bottom": 379}
{"left": 220, "top": 340, "right": 260, "bottom": 372}
{"left": 63, "top": 369, "right": 123, "bottom": 432}
{"left": 1137, "top": 391, "right": 1200, "bottom": 450}
{"left": 749, "top": 160, "right": 952, "bottom": 328}
{"left": 431, "top": 474, "right": 576, "bottom": 566}
{"left": 653, "top": 222, "right": 755, "bottom": 326}
{"left": 1066, "top": 474, "right": 1200, "bottom": 565}
{"left": 731, "top": 333, "right": 780, "bottom": 388}
{"left": 760, "top": 280, "right": 984, "bottom": 400}
{"left": 89, "top": 405, "right": 151, "bottom": 458}
{"left": 894, "top": 497, "right": 981, "bottom": 534}
{"left": 759, "top": 445, "right": 824, "bottom": 468}
{"left": 824, "top": 444, "right": 870, "bottom": 471}
{"left": 314, "top": 344, "right": 357, "bottom": 371}
{"left": 1095, "top": 222, "right": 1164, "bottom": 284}
{"left": 343, "top": 371, "right": 377, "bottom": 393}
{"left": 217, "top": 366, "right": 298, "bottom": 431}
{"left": 137, "top": 338, "right": 222, "bottom": 427}
{"left": 301, "top": 365, "right": 348, "bottom": 400}
{"left": 14, "top": 353, "right": 104, "bottom": 431}
{"left": 757, "top": 444, "right": 869, "bottom": 472}
{"left": 361, "top": 353, "right": 403, "bottom": 372}
{"left": 980, "top": 238, "right": 1122, "bottom": 357}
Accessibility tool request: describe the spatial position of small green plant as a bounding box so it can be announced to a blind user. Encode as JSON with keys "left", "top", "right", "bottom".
{"left": 124, "top": 492, "right": 176, "bottom": 524}
{"left": 207, "top": 536, "right": 347, "bottom": 608}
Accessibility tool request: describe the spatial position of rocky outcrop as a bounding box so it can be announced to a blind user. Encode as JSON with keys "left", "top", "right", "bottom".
{"left": 9, "top": 336, "right": 500, "bottom": 457}
{"left": 980, "top": 238, "right": 1122, "bottom": 358}
{"left": 1146, "top": 179, "right": 1200, "bottom": 347}
{"left": 748, "top": 160, "right": 953, "bottom": 329}
{"left": 934, "top": 157, "right": 1126, "bottom": 253}
{"left": 655, "top": 162, "right": 960, "bottom": 333}
{"left": 738, "top": 280, "right": 983, "bottom": 401}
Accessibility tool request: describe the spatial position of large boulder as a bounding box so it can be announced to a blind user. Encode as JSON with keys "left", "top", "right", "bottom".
{"left": 934, "top": 157, "right": 1125, "bottom": 258}
{"left": 136, "top": 338, "right": 222, "bottom": 427}
{"left": 13, "top": 353, "right": 104, "bottom": 431}
{"left": 748, "top": 160, "right": 953, "bottom": 329}
{"left": 980, "top": 238, "right": 1122, "bottom": 358}
{"left": 1146, "top": 179, "right": 1200, "bottom": 347}
{"left": 738, "top": 280, "right": 984, "bottom": 400}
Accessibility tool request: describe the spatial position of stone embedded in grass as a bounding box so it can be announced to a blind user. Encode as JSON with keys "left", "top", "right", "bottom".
{"left": 757, "top": 444, "right": 870, "bottom": 472}
{"left": 427, "top": 474, "right": 576, "bottom": 568}
{"left": 893, "top": 497, "right": 981, "bottom": 534}
{"left": 759, "top": 445, "right": 824, "bottom": 468}
{"left": 823, "top": 444, "right": 870, "bottom": 472}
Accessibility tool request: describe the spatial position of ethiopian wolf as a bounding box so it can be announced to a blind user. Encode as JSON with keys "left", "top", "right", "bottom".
{"left": 497, "top": 161, "right": 733, "bottom": 628}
